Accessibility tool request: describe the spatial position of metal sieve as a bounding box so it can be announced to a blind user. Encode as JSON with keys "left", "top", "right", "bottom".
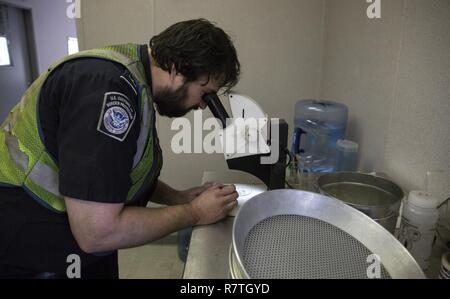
{"left": 231, "top": 190, "right": 424, "bottom": 279}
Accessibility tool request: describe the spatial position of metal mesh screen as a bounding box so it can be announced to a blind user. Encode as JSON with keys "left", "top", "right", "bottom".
{"left": 243, "top": 215, "right": 391, "bottom": 279}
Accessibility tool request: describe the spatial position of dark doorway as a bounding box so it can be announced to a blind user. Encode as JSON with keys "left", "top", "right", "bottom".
{"left": 0, "top": 3, "right": 38, "bottom": 121}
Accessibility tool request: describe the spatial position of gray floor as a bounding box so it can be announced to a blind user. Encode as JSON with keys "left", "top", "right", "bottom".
{"left": 118, "top": 233, "right": 185, "bottom": 279}
{"left": 118, "top": 203, "right": 186, "bottom": 279}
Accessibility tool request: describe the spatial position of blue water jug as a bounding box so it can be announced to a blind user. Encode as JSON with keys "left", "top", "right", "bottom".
{"left": 291, "top": 100, "right": 348, "bottom": 173}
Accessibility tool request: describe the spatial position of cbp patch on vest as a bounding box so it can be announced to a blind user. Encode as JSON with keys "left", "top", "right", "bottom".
{"left": 97, "top": 92, "right": 136, "bottom": 142}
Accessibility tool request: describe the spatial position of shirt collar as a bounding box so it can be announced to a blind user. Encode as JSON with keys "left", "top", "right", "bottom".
{"left": 139, "top": 44, "right": 153, "bottom": 95}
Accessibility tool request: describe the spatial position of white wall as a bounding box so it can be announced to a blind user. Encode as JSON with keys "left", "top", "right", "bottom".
{"left": 2, "top": 0, "right": 77, "bottom": 73}
{"left": 320, "top": 0, "right": 404, "bottom": 173}
{"left": 77, "top": 0, "right": 326, "bottom": 189}
{"left": 320, "top": 0, "right": 450, "bottom": 191}
{"left": 76, "top": 0, "right": 154, "bottom": 50}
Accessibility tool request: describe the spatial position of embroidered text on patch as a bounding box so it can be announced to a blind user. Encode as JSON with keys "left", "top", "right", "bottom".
{"left": 97, "top": 92, "right": 136, "bottom": 142}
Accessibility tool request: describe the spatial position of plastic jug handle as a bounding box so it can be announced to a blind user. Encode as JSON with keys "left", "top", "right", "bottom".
{"left": 292, "top": 128, "right": 307, "bottom": 155}
{"left": 437, "top": 198, "right": 450, "bottom": 209}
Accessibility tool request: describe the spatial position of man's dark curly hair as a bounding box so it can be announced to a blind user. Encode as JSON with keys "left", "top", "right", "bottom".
{"left": 149, "top": 19, "right": 240, "bottom": 91}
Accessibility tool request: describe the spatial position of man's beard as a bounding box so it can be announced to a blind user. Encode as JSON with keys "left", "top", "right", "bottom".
{"left": 153, "top": 83, "right": 191, "bottom": 118}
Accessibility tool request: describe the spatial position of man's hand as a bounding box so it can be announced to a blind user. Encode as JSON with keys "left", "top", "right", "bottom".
{"left": 175, "top": 182, "right": 215, "bottom": 204}
{"left": 189, "top": 184, "right": 239, "bottom": 226}
{"left": 150, "top": 180, "right": 215, "bottom": 206}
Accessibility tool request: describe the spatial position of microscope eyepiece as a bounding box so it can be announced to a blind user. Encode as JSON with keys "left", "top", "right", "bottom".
{"left": 203, "top": 93, "right": 230, "bottom": 128}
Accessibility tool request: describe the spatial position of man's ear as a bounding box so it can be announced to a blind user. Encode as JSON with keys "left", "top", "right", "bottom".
{"left": 170, "top": 64, "right": 187, "bottom": 86}
{"left": 169, "top": 64, "right": 178, "bottom": 82}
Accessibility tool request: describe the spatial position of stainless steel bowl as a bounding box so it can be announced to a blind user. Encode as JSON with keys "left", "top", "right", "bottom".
{"left": 317, "top": 172, "right": 404, "bottom": 233}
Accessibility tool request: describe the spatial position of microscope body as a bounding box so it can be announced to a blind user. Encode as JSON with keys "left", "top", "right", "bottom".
{"left": 203, "top": 92, "right": 288, "bottom": 190}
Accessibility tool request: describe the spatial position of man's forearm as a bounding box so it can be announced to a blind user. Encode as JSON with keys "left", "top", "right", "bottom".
{"left": 150, "top": 180, "right": 181, "bottom": 206}
{"left": 87, "top": 204, "right": 197, "bottom": 253}
{"left": 66, "top": 183, "right": 236, "bottom": 254}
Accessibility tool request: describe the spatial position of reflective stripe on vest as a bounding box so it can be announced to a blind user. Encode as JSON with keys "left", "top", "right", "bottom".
{"left": 4, "top": 132, "right": 29, "bottom": 171}
{"left": 133, "top": 87, "right": 151, "bottom": 168}
{"left": 28, "top": 160, "right": 61, "bottom": 197}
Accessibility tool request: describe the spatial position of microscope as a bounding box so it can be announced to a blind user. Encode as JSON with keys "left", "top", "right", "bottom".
{"left": 203, "top": 92, "right": 289, "bottom": 190}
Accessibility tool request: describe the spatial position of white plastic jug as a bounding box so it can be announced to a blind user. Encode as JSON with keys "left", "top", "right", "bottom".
{"left": 398, "top": 191, "right": 448, "bottom": 270}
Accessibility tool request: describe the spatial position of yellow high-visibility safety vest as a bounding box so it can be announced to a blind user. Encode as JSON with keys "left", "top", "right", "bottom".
{"left": 0, "top": 44, "right": 163, "bottom": 213}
